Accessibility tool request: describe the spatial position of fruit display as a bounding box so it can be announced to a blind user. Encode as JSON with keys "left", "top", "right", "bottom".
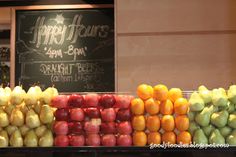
{"left": 131, "top": 84, "right": 191, "bottom": 146}
{"left": 189, "top": 85, "right": 236, "bottom": 145}
{"left": 52, "top": 93, "right": 134, "bottom": 147}
{"left": 0, "top": 85, "right": 58, "bottom": 147}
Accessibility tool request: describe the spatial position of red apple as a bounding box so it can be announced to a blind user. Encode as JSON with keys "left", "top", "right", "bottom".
{"left": 55, "top": 108, "right": 70, "bottom": 121}
{"left": 114, "top": 95, "right": 132, "bottom": 109}
{"left": 51, "top": 95, "right": 68, "bottom": 109}
{"left": 84, "top": 94, "right": 100, "bottom": 107}
{"left": 69, "top": 134, "right": 85, "bottom": 146}
{"left": 54, "top": 135, "right": 69, "bottom": 147}
{"left": 68, "top": 122, "right": 84, "bottom": 135}
{"left": 116, "top": 108, "right": 131, "bottom": 121}
{"left": 101, "top": 134, "right": 116, "bottom": 146}
{"left": 100, "top": 94, "right": 116, "bottom": 108}
{"left": 84, "top": 121, "right": 100, "bottom": 134}
{"left": 86, "top": 134, "right": 101, "bottom": 146}
{"left": 84, "top": 108, "right": 100, "bottom": 118}
{"left": 53, "top": 121, "right": 68, "bottom": 135}
{"left": 100, "top": 122, "right": 116, "bottom": 134}
{"left": 68, "top": 94, "right": 84, "bottom": 108}
{"left": 70, "top": 108, "right": 85, "bottom": 121}
{"left": 101, "top": 108, "right": 116, "bottom": 122}
{"left": 117, "top": 121, "right": 132, "bottom": 134}
{"left": 117, "top": 134, "right": 132, "bottom": 146}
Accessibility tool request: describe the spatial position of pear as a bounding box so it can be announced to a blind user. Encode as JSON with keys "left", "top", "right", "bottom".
{"left": 4, "top": 87, "right": 11, "bottom": 96}
{"left": 40, "top": 87, "right": 58, "bottom": 104}
{"left": 209, "top": 129, "right": 225, "bottom": 144}
{"left": 198, "top": 85, "right": 212, "bottom": 104}
{"left": 189, "top": 92, "right": 205, "bottom": 112}
{"left": 19, "top": 125, "right": 30, "bottom": 137}
{"left": 10, "top": 108, "right": 24, "bottom": 127}
{"left": 26, "top": 109, "right": 41, "bottom": 128}
{"left": 188, "top": 111, "right": 196, "bottom": 121}
{"left": 188, "top": 122, "right": 200, "bottom": 135}
{"left": 4, "top": 103, "right": 15, "bottom": 115}
{"left": 19, "top": 102, "right": 30, "bottom": 115}
{"left": 193, "top": 129, "right": 208, "bottom": 144}
{"left": 228, "top": 113, "right": 236, "bottom": 129}
{"left": 5, "top": 125, "right": 18, "bottom": 136}
{"left": 226, "top": 130, "right": 236, "bottom": 145}
{"left": 25, "top": 86, "right": 42, "bottom": 106}
{"left": 0, "top": 88, "right": 9, "bottom": 106}
{"left": 212, "top": 89, "right": 228, "bottom": 107}
{"left": 0, "top": 109, "right": 9, "bottom": 127}
{"left": 228, "top": 85, "right": 236, "bottom": 104}
{"left": 40, "top": 105, "right": 54, "bottom": 124}
{"left": 0, "top": 130, "right": 9, "bottom": 147}
{"left": 35, "top": 125, "right": 47, "bottom": 137}
{"left": 10, "top": 86, "right": 26, "bottom": 105}
{"left": 211, "top": 110, "right": 229, "bottom": 128}
{"left": 39, "top": 130, "right": 53, "bottom": 147}
{"left": 24, "top": 130, "right": 38, "bottom": 147}
{"left": 33, "top": 101, "right": 42, "bottom": 114}
{"left": 202, "top": 124, "right": 215, "bottom": 137}
{"left": 195, "top": 105, "right": 216, "bottom": 127}
{"left": 10, "top": 130, "right": 23, "bottom": 147}
{"left": 225, "top": 102, "right": 235, "bottom": 114}
{"left": 219, "top": 126, "right": 232, "bottom": 138}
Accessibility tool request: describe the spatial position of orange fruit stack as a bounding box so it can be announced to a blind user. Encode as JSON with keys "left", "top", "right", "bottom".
{"left": 131, "top": 84, "right": 191, "bottom": 146}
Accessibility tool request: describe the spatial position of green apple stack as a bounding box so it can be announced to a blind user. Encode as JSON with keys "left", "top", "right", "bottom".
{"left": 0, "top": 85, "right": 58, "bottom": 147}
{"left": 189, "top": 85, "right": 236, "bottom": 145}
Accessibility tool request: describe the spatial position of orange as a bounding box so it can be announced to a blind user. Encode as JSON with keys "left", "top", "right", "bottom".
{"left": 160, "top": 99, "right": 173, "bottom": 115}
{"left": 174, "top": 98, "right": 189, "bottom": 115}
{"left": 153, "top": 84, "right": 168, "bottom": 101}
{"left": 161, "top": 115, "right": 175, "bottom": 131}
{"left": 137, "top": 84, "right": 153, "bottom": 100}
{"left": 162, "top": 131, "right": 176, "bottom": 144}
{"left": 146, "top": 115, "right": 160, "bottom": 132}
{"left": 145, "top": 98, "right": 160, "bottom": 115}
{"left": 131, "top": 98, "right": 145, "bottom": 115}
{"left": 168, "top": 88, "right": 183, "bottom": 103}
{"left": 177, "top": 131, "right": 191, "bottom": 144}
{"left": 147, "top": 132, "right": 161, "bottom": 144}
{"left": 132, "top": 115, "right": 146, "bottom": 131}
{"left": 133, "top": 131, "right": 147, "bottom": 146}
{"left": 175, "top": 115, "right": 189, "bottom": 131}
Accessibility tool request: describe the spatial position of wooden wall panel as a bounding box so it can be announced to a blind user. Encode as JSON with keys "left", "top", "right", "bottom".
{"left": 0, "top": 8, "right": 11, "bottom": 24}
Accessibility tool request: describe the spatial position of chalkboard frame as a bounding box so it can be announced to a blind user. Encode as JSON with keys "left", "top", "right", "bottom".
{"left": 10, "top": 4, "right": 116, "bottom": 92}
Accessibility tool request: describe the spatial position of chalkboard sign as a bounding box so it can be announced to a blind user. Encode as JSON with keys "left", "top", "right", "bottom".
{"left": 14, "top": 6, "right": 114, "bottom": 92}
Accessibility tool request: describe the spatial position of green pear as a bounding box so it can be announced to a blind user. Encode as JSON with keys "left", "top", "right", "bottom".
{"left": 0, "top": 130, "right": 9, "bottom": 147}
{"left": 0, "top": 88, "right": 9, "bottom": 106}
{"left": 189, "top": 92, "right": 205, "bottom": 112}
{"left": 10, "top": 86, "right": 26, "bottom": 105}
{"left": 10, "top": 130, "right": 23, "bottom": 147}
{"left": 211, "top": 110, "right": 229, "bottom": 128}
{"left": 4, "top": 103, "right": 15, "bottom": 115}
{"left": 26, "top": 109, "right": 41, "bottom": 128}
{"left": 10, "top": 108, "right": 24, "bottom": 127}
{"left": 212, "top": 89, "right": 228, "bottom": 107}
{"left": 19, "top": 125, "right": 30, "bottom": 137}
{"left": 35, "top": 125, "right": 47, "bottom": 137}
{"left": 5, "top": 125, "right": 18, "bottom": 136}
{"left": 209, "top": 129, "right": 225, "bottom": 144}
{"left": 0, "top": 109, "right": 9, "bottom": 127}
{"left": 195, "top": 105, "right": 216, "bottom": 127}
{"left": 225, "top": 102, "right": 235, "bottom": 114}
{"left": 219, "top": 126, "right": 232, "bottom": 138}
{"left": 40, "top": 105, "right": 54, "bottom": 124}
{"left": 188, "top": 111, "right": 196, "bottom": 121}
{"left": 202, "top": 124, "right": 215, "bottom": 137}
{"left": 226, "top": 130, "right": 236, "bottom": 145}
{"left": 193, "top": 129, "right": 208, "bottom": 144}
{"left": 228, "top": 113, "right": 236, "bottom": 129}
{"left": 39, "top": 130, "right": 53, "bottom": 147}
{"left": 198, "top": 85, "right": 212, "bottom": 104}
{"left": 24, "top": 130, "right": 38, "bottom": 147}
{"left": 188, "top": 122, "right": 200, "bottom": 135}
{"left": 227, "top": 85, "right": 236, "bottom": 104}
{"left": 40, "top": 87, "right": 58, "bottom": 104}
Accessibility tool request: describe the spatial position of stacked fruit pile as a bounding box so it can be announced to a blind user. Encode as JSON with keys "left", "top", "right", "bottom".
{"left": 131, "top": 84, "right": 191, "bottom": 146}
{"left": 189, "top": 85, "right": 236, "bottom": 145}
{"left": 0, "top": 86, "right": 58, "bottom": 147}
{"left": 52, "top": 93, "right": 134, "bottom": 146}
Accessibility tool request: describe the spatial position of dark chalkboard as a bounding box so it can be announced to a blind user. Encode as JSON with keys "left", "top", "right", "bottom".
{"left": 15, "top": 7, "right": 114, "bottom": 92}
